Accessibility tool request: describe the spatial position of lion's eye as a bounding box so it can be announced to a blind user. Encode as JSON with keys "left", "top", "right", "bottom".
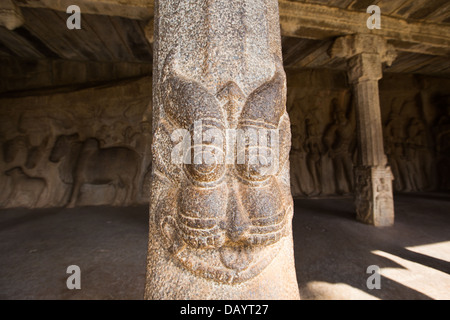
{"left": 236, "top": 146, "right": 277, "bottom": 182}
{"left": 185, "top": 145, "right": 226, "bottom": 183}
{"left": 191, "top": 163, "right": 217, "bottom": 175}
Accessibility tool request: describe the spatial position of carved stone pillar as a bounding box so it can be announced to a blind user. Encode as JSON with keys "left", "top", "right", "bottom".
{"left": 145, "top": 0, "right": 300, "bottom": 299}
{"left": 331, "top": 34, "right": 397, "bottom": 227}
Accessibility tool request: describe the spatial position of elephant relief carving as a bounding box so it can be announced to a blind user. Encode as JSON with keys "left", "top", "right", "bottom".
{"left": 4, "top": 167, "right": 47, "bottom": 208}
{"left": 152, "top": 52, "right": 293, "bottom": 284}
{"left": 3, "top": 135, "right": 49, "bottom": 169}
{"left": 50, "top": 134, "right": 140, "bottom": 207}
{"left": 1, "top": 135, "right": 49, "bottom": 208}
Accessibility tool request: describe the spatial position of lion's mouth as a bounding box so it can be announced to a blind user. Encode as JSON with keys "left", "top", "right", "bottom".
{"left": 176, "top": 207, "right": 287, "bottom": 249}
{"left": 219, "top": 245, "right": 253, "bottom": 272}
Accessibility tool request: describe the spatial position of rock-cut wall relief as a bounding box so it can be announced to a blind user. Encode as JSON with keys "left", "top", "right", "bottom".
{"left": 287, "top": 71, "right": 450, "bottom": 198}
{"left": 0, "top": 73, "right": 448, "bottom": 208}
{"left": 0, "top": 77, "right": 152, "bottom": 208}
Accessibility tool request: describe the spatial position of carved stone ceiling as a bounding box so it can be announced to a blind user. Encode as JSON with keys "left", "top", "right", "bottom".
{"left": 281, "top": 0, "right": 450, "bottom": 76}
{"left": 0, "top": 0, "right": 449, "bottom": 94}
{"left": 291, "top": 0, "right": 450, "bottom": 24}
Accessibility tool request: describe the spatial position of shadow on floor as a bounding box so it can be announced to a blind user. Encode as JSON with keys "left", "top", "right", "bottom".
{"left": 293, "top": 194, "right": 450, "bottom": 300}
{"left": 0, "top": 194, "right": 449, "bottom": 299}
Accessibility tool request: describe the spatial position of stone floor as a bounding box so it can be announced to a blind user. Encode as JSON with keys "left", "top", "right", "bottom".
{"left": 0, "top": 193, "right": 449, "bottom": 300}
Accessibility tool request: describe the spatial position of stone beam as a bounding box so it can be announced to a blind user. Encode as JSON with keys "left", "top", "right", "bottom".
{"left": 14, "top": 0, "right": 450, "bottom": 56}
{"left": 279, "top": 0, "right": 450, "bottom": 57}
{"left": 14, "top": 0, "right": 154, "bottom": 20}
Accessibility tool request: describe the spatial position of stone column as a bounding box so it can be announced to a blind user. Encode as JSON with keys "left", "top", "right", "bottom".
{"left": 331, "top": 34, "right": 397, "bottom": 227}
{"left": 145, "top": 0, "right": 300, "bottom": 299}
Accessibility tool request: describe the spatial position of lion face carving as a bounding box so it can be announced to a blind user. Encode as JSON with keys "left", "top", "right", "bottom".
{"left": 152, "top": 52, "right": 293, "bottom": 284}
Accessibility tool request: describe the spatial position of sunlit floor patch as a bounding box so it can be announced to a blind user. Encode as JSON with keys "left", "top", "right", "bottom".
{"left": 406, "top": 241, "right": 450, "bottom": 263}
{"left": 372, "top": 250, "right": 450, "bottom": 300}
{"left": 303, "top": 281, "right": 379, "bottom": 300}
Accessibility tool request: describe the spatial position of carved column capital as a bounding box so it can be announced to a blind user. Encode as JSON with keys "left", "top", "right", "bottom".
{"left": 330, "top": 34, "right": 397, "bottom": 83}
{"left": 143, "top": 18, "right": 154, "bottom": 44}
{"left": 0, "top": 0, "right": 24, "bottom": 30}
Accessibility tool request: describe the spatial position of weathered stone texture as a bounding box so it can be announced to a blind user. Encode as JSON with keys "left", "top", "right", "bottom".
{"left": 145, "top": 0, "right": 299, "bottom": 299}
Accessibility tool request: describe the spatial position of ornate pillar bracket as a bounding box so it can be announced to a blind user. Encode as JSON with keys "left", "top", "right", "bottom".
{"left": 0, "top": 0, "right": 24, "bottom": 30}
{"left": 330, "top": 34, "right": 397, "bottom": 83}
{"left": 331, "top": 34, "right": 396, "bottom": 227}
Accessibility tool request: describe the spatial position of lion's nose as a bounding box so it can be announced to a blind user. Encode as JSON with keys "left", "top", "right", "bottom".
{"left": 226, "top": 183, "right": 250, "bottom": 242}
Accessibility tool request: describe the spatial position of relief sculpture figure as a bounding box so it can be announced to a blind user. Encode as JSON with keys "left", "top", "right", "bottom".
{"left": 290, "top": 124, "right": 306, "bottom": 197}
{"left": 323, "top": 100, "right": 355, "bottom": 195}
{"left": 304, "top": 117, "right": 323, "bottom": 196}
{"left": 385, "top": 110, "right": 412, "bottom": 191}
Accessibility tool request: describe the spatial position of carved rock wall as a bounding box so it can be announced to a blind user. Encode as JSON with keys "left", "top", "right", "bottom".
{"left": 0, "top": 76, "right": 152, "bottom": 208}
{"left": 287, "top": 69, "right": 356, "bottom": 197}
{"left": 287, "top": 69, "right": 450, "bottom": 198}
{"left": 1, "top": 70, "right": 448, "bottom": 208}
{"left": 380, "top": 74, "right": 450, "bottom": 193}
